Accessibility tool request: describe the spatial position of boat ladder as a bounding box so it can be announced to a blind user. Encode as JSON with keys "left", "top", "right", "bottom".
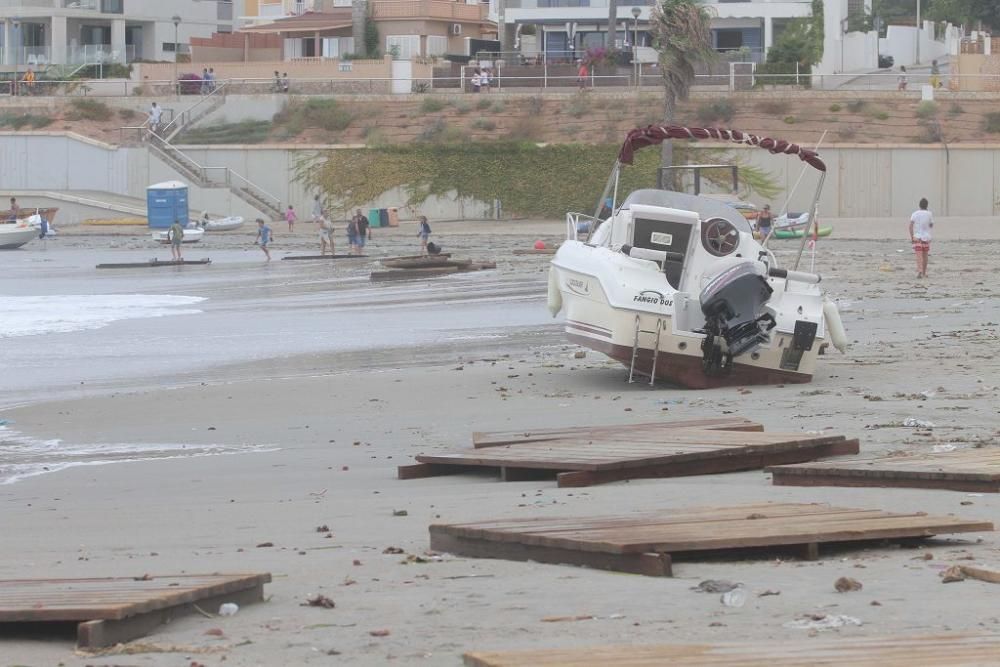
{"left": 627, "top": 314, "right": 665, "bottom": 386}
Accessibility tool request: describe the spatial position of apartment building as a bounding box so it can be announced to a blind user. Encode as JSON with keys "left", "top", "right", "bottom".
{"left": 0, "top": 0, "right": 246, "bottom": 70}
{"left": 503, "top": 0, "right": 814, "bottom": 63}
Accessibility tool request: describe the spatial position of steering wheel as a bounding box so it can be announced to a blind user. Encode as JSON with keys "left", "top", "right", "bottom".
{"left": 701, "top": 218, "right": 740, "bottom": 257}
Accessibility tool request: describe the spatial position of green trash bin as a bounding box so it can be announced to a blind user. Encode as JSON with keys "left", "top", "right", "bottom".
{"left": 368, "top": 207, "right": 381, "bottom": 228}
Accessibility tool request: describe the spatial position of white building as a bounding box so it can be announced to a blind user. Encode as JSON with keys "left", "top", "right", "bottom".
{"left": 0, "top": 0, "right": 245, "bottom": 70}
{"left": 503, "top": 0, "right": 813, "bottom": 63}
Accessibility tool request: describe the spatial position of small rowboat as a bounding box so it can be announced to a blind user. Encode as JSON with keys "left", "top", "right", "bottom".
{"left": 198, "top": 216, "right": 244, "bottom": 232}
{"left": 0, "top": 225, "right": 39, "bottom": 249}
{"left": 152, "top": 228, "right": 204, "bottom": 244}
{"left": 771, "top": 226, "right": 833, "bottom": 239}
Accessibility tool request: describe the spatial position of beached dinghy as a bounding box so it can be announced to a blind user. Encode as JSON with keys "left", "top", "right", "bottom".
{"left": 201, "top": 216, "right": 244, "bottom": 232}
{"left": 152, "top": 228, "right": 204, "bottom": 244}
{"left": 0, "top": 223, "right": 40, "bottom": 249}
{"left": 549, "top": 126, "right": 847, "bottom": 389}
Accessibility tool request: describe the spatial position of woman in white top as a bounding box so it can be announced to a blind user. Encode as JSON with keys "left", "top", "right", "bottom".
{"left": 909, "top": 197, "right": 933, "bottom": 278}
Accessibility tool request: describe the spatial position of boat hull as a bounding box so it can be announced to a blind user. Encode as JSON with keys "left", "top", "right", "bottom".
{"left": 0, "top": 227, "right": 40, "bottom": 249}
{"left": 553, "top": 259, "right": 824, "bottom": 390}
{"left": 153, "top": 229, "right": 204, "bottom": 244}
{"left": 773, "top": 226, "right": 833, "bottom": 239}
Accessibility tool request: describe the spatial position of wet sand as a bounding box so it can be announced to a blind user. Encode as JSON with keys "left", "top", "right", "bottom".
{"left": 2, "top": 218, "right": 1000, "bottom": 665}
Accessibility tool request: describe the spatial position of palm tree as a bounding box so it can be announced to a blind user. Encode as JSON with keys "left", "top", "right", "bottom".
{"left": 649, "top": 0, "right": 715, "bottom": 187}
{"left": 352, "top": 0, "right": 368, "bottom": 57}
{"left": 607, "top": 0, "right": 618, "bottom": 51}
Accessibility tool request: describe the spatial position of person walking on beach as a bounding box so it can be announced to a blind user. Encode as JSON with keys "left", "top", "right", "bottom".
{"left": 909, "top": 197, "right": 933, "bottom": 279}
{"left": 311, "top": 194, "right": 324, "bottom": 224}
{"left": 417, "top": 215, "right": 432, "bottom": 254}
{"left": 348, "top": 209, "right": 365, "bottom": 254}
{"left": 168, "top": 219, "right": 185, "bottom": 262}
{"left": 355, "top": 209, "right": 370, "bottom": 255}
{"left": 285, "top": 205, "right": 297, "bottom": 233}
{"left": 757, "top": 204, "right": 773, "bottom": 240}
{"left": 897, "top": 65, "right": 908, "bottom": 91}
{"left": 8, "top": 197, "right": 20, "bottom": 221}
{"left": 255, "top": 218, "right": 272, "bottom": 261}
{"left": 319, "top": 214, "right": 335, "bottom": 255}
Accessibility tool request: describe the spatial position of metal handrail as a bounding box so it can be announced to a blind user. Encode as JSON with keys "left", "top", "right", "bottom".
{"left": 160, "top": 81, "right": 228, "bottom": 141}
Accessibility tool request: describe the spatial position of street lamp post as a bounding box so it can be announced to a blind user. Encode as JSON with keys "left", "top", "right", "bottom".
{"left": 12, "top": 17, "right": 20, "bottom": 96}
{"left": 631, "top": 7, "right": 640, "bottom": 87}
{"left": 172, "top": 15, "right": 181, "bottom": 96}
{"left": 915, "top": 0, "right": 921, "bottom": 64}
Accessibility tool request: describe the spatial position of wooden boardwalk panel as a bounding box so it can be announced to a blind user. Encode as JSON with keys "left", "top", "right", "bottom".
{"left": 769, "top": 449, "right": 1000, "bottom": 492}
{"left": 401, "top": 418, "right": 857, "bottom": 486}
{"left": 464, "top": 634, "right": 1000, "bottom": 666}
{"left": 0, "top": 573, "right": 270, "bottom": 647}
{"left": 430, "top": 503, "right": 992, "bottom": 576}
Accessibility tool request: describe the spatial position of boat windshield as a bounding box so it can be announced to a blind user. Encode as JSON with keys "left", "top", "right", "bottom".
{"left": 620, "top": 189, "right": 752, "bottom": 234}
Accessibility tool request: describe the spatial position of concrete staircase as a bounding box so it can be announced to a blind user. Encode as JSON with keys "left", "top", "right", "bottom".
{"left": 147, "top": 137, "right": 283, "bottom": 221}
{"left": 160, "top": 84, "right": 229, "bottom": 144}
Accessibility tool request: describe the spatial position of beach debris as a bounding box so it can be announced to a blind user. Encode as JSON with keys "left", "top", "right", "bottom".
{"left": 903, "top": 418, "right": 936, "bottom": 428}
{"left": 383, "top": 546, "right": 405, "bottom": 554}
{"left": 692, "top": 579, "right": 741, "bottom": 593}
{"left": 959, "top": 564, "right": 1000, "bottom": 584}
{"left": 218, "top": 603, "right": 239, "bottom": 616}
{"left": 353, "top": 559, "right": 362, "bottom": 566}
{"left": 303, "top": 594, "right": 336, "bottom": 609}
{"left": 834, "top": 577, "right": 863, "bottom": 593}
{"left": 758, "top": 589, "right": 781, "bottom": 597}
{"left": 133, "top": 574, "right": 153, "bottom": 581}
{"left": 784, "top": 614, "right": 862, "bottom": 630}
{"left": 932, "top": 444, "right": 957, "bottom": 453}
{"left": 392, "top": 509, "right": 409, "bottom": 517}
{"left": 204, "top": 627, "right": 224, "bottom": 637}
{"left": 315, "top": 525, "right": 330, "bottom": 533}
{"left": 721, "top": 589, "right": 747, "bottom": 607}
{"left": 256, "top": 542, "right": 274, "bottom": 548}
{"left": 573, "top": 351, "right": 587, "bottom": 359}
{"left": 913, "top": 552, "right": 934, "bottom": 561}
{"left": 369, "top": 629, "right": 391, "bottom": 637}
{"left": 940, "top": 566, "right": 966, "bottom": 583}
{"left": 871, "top": 600, "right": 882, "bottom": 606}
{"left": 541, "top": 615, "right": 595, "bottom": 623}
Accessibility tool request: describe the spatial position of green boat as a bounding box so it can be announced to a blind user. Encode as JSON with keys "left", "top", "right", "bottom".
{"left": 772, "top": 226, "right": 833, "bottom": 239}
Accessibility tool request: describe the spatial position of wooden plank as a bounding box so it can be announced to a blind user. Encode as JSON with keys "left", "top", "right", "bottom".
{"left": 370, "top": 266, "right": 459, "bottom": 282}
{"left": 472, "top": 417, "right": 763, "bottom": 448}
{"left": 960, "top": 564, "right": 1000, "bottom": 584}
{"left": 512, "top": 248, "right": 558, "bottom": 255}
{"left": 397, "top": 463, "right": 469, "bottom": 480}
{"left": 0, "top": 573, "right": 270, "bottom": 623}
{"left": 430, "top": 503, "right": 993, "bottom": 571}
{"left": 769, "top": 450, "right": 1000, "bottom": 492}
{"left": 96, "top": 258, "right": 211, "bottom": 269}
{"left": 556, "top": 438, "right": 859, "bottom": 487}
{"left": 281, "top": 254, "right": 368, "bottom": 260}
{"left": 463, "top": 634, "right": 1000, "bottom": 666}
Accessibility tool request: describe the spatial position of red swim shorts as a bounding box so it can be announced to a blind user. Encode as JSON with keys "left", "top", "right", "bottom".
{"left": 912, "top": 240, "right": 930, "bottom": 252}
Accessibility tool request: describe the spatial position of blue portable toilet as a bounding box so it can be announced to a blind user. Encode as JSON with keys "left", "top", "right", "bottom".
{"left": 146, "top": 181, "right": 189, "bottom": 229}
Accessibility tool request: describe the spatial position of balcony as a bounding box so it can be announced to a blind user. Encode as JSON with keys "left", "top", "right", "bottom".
{"left": 370, "top": 1, "right": 490, "bottom": 22}
{"left": 0, "top": 0, "right": 122, "bottom": 11}
{"left": 69, "top": 42, "right": 137, "bottom": 64}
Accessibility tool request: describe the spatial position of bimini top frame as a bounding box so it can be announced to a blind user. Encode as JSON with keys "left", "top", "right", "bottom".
{"left": 594, "top": 125, "right": 827, "bottom": 270}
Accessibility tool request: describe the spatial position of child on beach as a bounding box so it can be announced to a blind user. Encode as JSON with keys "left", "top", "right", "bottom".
{"left": 909, "top": 198, "right": 933, "bottom": 279}
{"left": 312, "top": 194, "right": 323, "bottom": 224}
{"left": 255, "top": 218, "right": 272, "bottom": 261}
{"left": 319, "top": 215, "right": 334, "bottom": 255}
{"left": 168, "top": 219, "right": 184, "bottom": 261}
{"left": 417, "top": 215, "right": 432, "bottom": 254}
{"left": 285, "top": 205, "right": 297, "bottom": 232}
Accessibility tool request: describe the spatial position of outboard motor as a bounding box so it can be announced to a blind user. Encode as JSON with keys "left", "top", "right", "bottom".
{"left": 697, "top": 262, "right": 776, "bottom": 374}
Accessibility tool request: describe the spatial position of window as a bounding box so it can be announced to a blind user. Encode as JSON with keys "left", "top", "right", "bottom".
{"left": 386, "top": 35, "right": 421, "bottom": 59}
{"left": 322, "top": 37, "right": 355, "bottom": 58}
{"left": 101, "top": 0, "right": 124, "bottom": 13}
{"left": 426, "top": 35, "right": 448, "bottom": 57}
{"left": 162, "top": 43, "right": 191, "bottom": 54}
{"left": 715, "top": 29, "right": 743, "bottom": 51}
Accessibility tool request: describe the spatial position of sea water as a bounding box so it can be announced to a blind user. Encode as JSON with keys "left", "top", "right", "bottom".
{"left": 0, "top": 294, "right": 205, "bottom": 338}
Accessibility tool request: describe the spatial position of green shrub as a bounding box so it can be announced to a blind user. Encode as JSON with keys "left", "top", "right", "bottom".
{"left": 828, "top": 103, "right": 842, "bottom": 112}
{"left": 117, "top": 108, "right": 137, "bottom": 120}
{"left": 472, "top": 118, "right": 497, "bottom": 131}
{"left": 783, "top": 115, "right": 797, "bottom": 124}
{"left": 475, "top": 98, "right": 492, "bottom": 111}
{"left": 181, "top": 120, "right": 271, "bottom": 144}
{"left": 984, "top": 111, "right": 1000, "bottom": 133}
{"left": 452, "top": 100, "right": 472, "bottom": 114}
{"left": 756, "top": 100, "right": 785, "bottom": 115}
{"left": 948, "top": 102, "right": 964, "bottom": 116}
{"left": 915, "top": 101, "right": 938, "bottom": 120}
{"left": 695, "top": 99, "right": 734, "bottom": 124}
{"left": 491, "top": 100, "right": 506, "bottom": 113}
{"left": 846, "top": 99, "right": 867, "bottom": 113}
{"left": 273, "top": 99, "right": 354, "bottom": 135}
{"left": 871, "top": 110, "right": 889, "bottom": 121}
{"left": 0, "top": 113, "right": 53, "bottom": 129}
{"left": 526, "top": 96, "right": 544, "bottom": 114}
{"left": 564, "top": 94, "right": 590, "bottom": 118}
{"left": 66, "top": 98, "right": 113, "bottom": 121}
{"left": 420, "top": 97, "right": 445, "bottom": 113}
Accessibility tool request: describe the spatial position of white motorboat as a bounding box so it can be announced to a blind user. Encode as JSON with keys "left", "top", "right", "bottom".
{"left": 0, "top": 223, "right": 40, "bottom": 249}
{"left": 548, "top": 125, "right": 847, "bottom": 389}
{"left": 774, "top": 211, "right": 811, "bottom": 230}
{"left": 152, "top": 228, "right": 204, "bottom": 244}
{"left": 194, "top": 213, "right": 244, "bottom": 232}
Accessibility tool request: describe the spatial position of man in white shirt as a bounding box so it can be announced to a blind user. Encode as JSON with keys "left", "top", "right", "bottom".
{"left": 148, "top": 102, "right": 162, "bottom": 135}
{"left": 909, "top": 197, "right": 933, "bottom": 279}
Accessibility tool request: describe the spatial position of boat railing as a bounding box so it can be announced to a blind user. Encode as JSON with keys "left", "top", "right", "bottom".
{"left": 566, "top": 212, "right": 603, "bottom": 242}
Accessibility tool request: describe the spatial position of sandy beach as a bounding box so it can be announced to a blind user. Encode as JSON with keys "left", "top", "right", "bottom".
{"left": 2, "top": 218, "right": 1000, "bottom": 666}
